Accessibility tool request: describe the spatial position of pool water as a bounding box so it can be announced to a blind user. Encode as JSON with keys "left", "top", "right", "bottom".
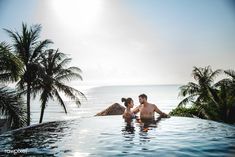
{"left": 0, "top": 116, "right": 235, "bottom": 157}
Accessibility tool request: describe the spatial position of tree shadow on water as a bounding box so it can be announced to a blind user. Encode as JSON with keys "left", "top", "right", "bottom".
{"left": 0, "top": 120, "right": 72, "bottom": 156}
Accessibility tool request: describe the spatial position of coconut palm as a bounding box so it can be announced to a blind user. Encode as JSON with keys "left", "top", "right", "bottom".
{"left": 0, "top": 42, "right": 26, "bottom": 129}
{"left": 0, "top": 86, "right": 27, "bottom": 129}
{"left": 4, "top": 23, "right": 53, "bottom": 125}
{"left": 223, "top": 70, "right": 235, "bottom": 122}
{"left": 209, "top": 69, "right": 235, "bottom": 123}
{"left": 176, "top": 66, "right": 235, "bottom": 123}
{"left": 31, "top": 49, "right": 85, "bottom": 123}
{"left": 178, "top": 66, "right": 221, "bottom": 107}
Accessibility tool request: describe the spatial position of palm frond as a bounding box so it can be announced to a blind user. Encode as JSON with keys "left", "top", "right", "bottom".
{"left": 224, "top": 69, "right": 235, "bottom": 80}
{"left": 208, "top": 69, "right": 222, "bottom": 82}
{"left": 0, "top": 86, "right": 27, "bottom": 129}
{"left": 178, "top": 94, "right": 198, "bottom": 107}
{"left": 207, "top": 87, "right": 220, "bottom": 108}
{"left": 30, "top": 39, "right": 53, "bottom": 63}
{"left": 54, "top": 81, "right": 85, "bottom": 105}
{"left": 57, "top": 58, "right": 72, "bottom": 68}
{"left": 192, "top": 66, "right": 203, "bottom": 81}
{"left": 214, "top": 78, "right": 231, "bottom": 87}
{"left": 54, "top": 90, "right": 67, "bottom": 114}
{"left": 178, "top": 82, "right": 200, "bottom": 97}
{"left": 55, "top": 68, "right": 83, "bottom": 81}
{"left": 0, "top": 42, "right": 24, "bottom": 82}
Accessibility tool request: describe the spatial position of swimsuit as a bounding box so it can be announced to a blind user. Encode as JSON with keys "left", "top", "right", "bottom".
{"left": 131, "top": 113, "right": 136, "bottom": 119}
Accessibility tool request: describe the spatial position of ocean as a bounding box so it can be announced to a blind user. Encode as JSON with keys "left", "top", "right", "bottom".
{"left": 30, "top": 85, "right": 182, "bottom": 124}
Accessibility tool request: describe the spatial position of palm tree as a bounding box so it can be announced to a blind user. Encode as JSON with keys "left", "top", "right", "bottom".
{"left": 32, "top": 49, "right": 85, "bottom": 123}
{"left": 224, "top": 70, "right": 235, "bottom": 122}
{"left": 4, "top": 23, "right": 53, "bottom": 126}
{"left": 0, "top": 42, "right": 26, "bottom": 129}
{"left": 171, "top": 66, "right": 235, "bottom": 123}
{"left": 178, "top": 66, "right": 221, "bottom": 119}
{"left": 178, "top": 66, "right": 221, "bottom": 106}
{"left": 177, "top": 66, "right": 235, "bottom": 123}
{"left": 210, "top": 69, "right": 235, "bottom": 123}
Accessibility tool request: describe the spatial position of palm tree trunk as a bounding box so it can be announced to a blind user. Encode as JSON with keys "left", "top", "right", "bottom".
{"left": 39, "top": 101, "right": 46, "bottom": 123}
{"left": 26, "top": 82, "right": 31, "bottom": 126}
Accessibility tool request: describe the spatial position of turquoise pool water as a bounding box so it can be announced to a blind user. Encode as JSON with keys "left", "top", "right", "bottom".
{"left": 0, "top": 116, "right": 235, "bottom": 156}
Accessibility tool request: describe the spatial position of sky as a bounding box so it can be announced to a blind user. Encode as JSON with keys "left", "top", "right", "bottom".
{"left": 0, "top": 0, "right": 235, "bottom": 87}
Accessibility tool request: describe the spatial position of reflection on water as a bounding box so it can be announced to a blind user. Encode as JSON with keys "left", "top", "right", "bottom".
{"left": 122, "top": 116, "right": 164, "bottom": 147}
{"left": 122, "top": 119, "right": 135, "bottom": 134}
{"left": 0, "top": 116, "right": 235, "bottom": 157}
{"left": 122, "top": 116, "right": 162, "bottom": 133}
{"left": 0, "top": 121, "right": 72, "bottom": 156}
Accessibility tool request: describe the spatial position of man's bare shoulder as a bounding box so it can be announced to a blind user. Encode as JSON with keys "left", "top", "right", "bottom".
{"left": 148, "top": 103, "right": 157, "bottom": 107}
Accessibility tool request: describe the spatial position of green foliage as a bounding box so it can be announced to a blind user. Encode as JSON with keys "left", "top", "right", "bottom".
{"left": 0, "top": 86, "right": 27, "bottom": 129}
{"left": 4, "top": 23, "right": 53, "bottom": 126}
{"left": 0, "top": 42, "right": 26, "bottom": 129}
{"left": 169, "top": 106, "right": 199, "bottom": 117}
{"left": 31, "top": 49, "right": 85, "bottom": 123}
{"left": 173, "top": 66, "right": 235, "bottom": 124}
{"left": 0, "top": 42, "right": 23, "bottom": 83}
{"left": 1, "top": 23, "right": 84, "bottom": 129}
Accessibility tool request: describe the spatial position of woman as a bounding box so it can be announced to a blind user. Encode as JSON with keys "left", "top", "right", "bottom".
{"left": 121, "top": 97, "right": 136, "bottom": 119}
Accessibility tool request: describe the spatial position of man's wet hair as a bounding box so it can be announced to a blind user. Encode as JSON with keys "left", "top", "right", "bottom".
{"left": 139, "top": 94, "right": 147, "bottom": 100}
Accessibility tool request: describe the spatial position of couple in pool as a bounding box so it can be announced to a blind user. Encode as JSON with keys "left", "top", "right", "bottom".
{"left": 122, "top": 94, "right": 169, "bottom": 122}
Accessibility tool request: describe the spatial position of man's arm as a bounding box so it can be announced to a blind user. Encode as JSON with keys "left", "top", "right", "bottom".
{"left": 153, "top": 104, "right": 170, "bottom": 118}
{"left": 132, "top": 105, "right": 140, "bottom": 114}
{"left": 153, "top": 104, "right": 164, "bottom": 115}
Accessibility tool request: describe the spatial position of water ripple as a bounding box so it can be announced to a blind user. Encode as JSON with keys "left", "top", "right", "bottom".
{"left": 0, "top": 116, "right": 234, "bottom": 157}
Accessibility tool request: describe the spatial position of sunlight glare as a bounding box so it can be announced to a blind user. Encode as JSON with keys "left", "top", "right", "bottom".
{"left": 50, "top": 0, "right": 103, "bottom": 32}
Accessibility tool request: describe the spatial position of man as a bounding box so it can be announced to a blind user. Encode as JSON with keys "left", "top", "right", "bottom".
{"left": 132, "top": 94, "right": 169, "bottom": 119}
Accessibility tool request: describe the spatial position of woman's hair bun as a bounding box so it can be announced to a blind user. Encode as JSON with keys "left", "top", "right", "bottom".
{"left": 121, "top": 98, "right": 126, "bottom": 102}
